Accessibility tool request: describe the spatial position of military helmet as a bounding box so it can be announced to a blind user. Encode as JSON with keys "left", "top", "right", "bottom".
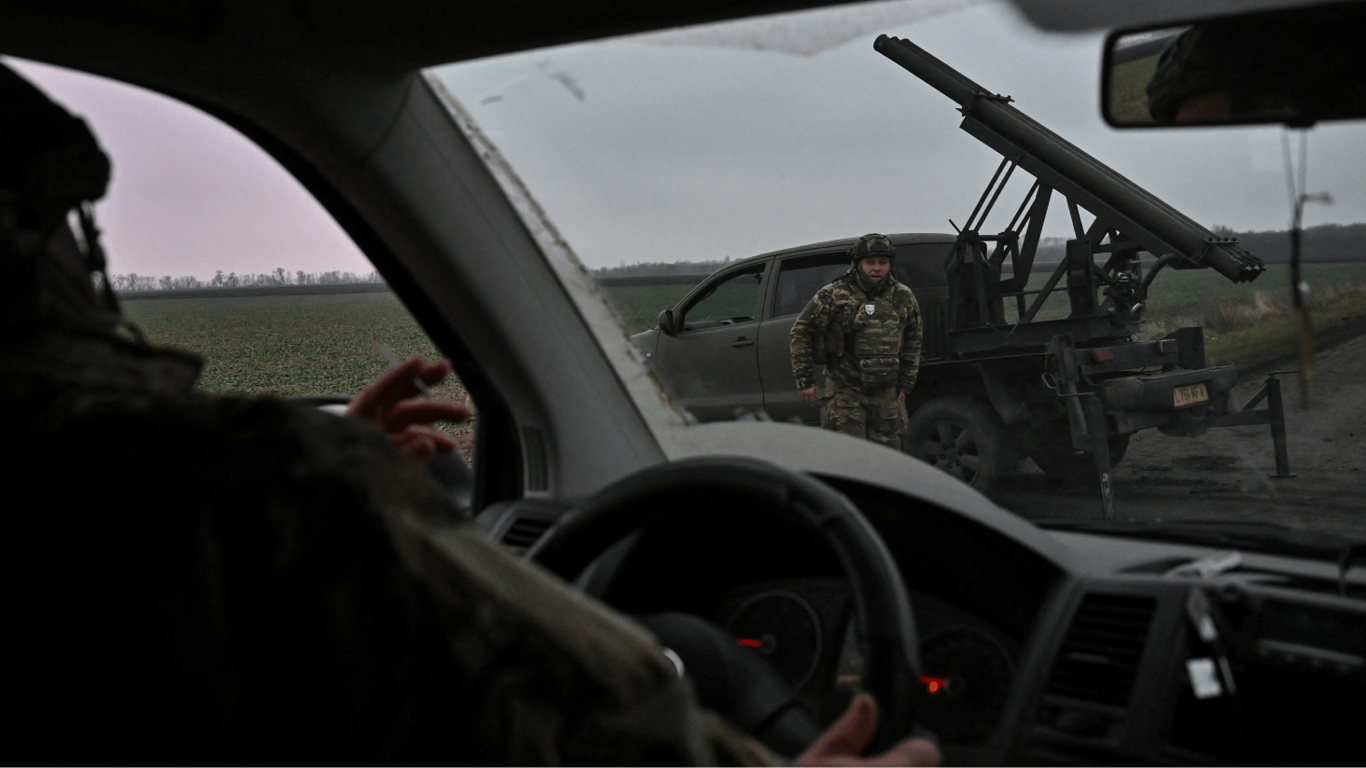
{"left": 0, "top": 63, "right": 202, "bottom": 391}
{"left": 0, "top": 62, "right": 118, "bottom": 336}
{"left": 0, "top": 64, "right": 110, "bottom": 235}
{"left": 849, "top": 233, "right": 895, "bottom": 263}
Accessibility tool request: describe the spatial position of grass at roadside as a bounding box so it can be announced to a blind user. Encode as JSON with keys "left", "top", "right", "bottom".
{"left": 1148, "top": 263, "right": 1366, "bottom": 307}
{"left": 1144, "top": 278, "right": 1366, "bottom": 365}
{"left": 1009, "top": 262, "right": 1366, "bottom": 324}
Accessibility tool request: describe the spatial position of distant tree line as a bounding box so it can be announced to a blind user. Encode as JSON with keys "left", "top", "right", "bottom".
{"left": 592, "top": 258, "right": 731, "bottom": 279}
{"left": 117, "top": 222, "right": 1365, "bottom": 290}
{"left": 1211, "top": 222, "right": 1366, "bottom": 264}
{"left": 110, "top": 268, "right": 385, "bottom": 292}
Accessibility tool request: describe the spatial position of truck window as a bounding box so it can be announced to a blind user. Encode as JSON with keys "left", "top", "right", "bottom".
{"left": 892, "top": 242, "right": 955, "bottom": 288}
{"left": 681, "top": 265, "right": 766, "bottom": 329}
{"left": 774, "top": 253, "right": 848, "bottom": 318}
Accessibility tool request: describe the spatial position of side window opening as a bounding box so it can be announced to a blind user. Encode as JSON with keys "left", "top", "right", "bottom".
{"left": 774, "top": 254, "right": 848, "bottom": 318}
{"left": 893, "top": 242, "right": 955, "bottom": 289}
{"left": 680, "top": 265, "right": 766, "bottom": 330}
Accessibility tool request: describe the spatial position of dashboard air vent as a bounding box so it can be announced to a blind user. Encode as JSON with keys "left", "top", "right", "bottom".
{"left": 500, "top": 515, "right": 555, "bottom": 556}
{"left": 1046, "top": 593, "right": 1156, "bottom": 707}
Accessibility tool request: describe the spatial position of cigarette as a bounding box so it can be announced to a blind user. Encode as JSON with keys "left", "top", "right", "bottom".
{"left": 375, "top": 343, "right": 432, "bottom": 396}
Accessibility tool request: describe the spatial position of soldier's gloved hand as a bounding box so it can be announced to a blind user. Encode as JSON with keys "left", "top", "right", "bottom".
{"left": 348, "top": 356, "right": 473, "bottom": 461}
{"left": 795, "top": 693, "right": 941, "bottom": 767}
{"left": 800, "top": 386, "right": 819, "bottom": 406}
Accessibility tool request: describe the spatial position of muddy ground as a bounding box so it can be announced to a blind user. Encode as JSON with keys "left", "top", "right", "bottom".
{"left": 997, "top": 329, "right": 1366, "bottom": 541}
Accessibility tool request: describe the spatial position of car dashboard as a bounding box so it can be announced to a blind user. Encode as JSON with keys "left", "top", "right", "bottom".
{"left": 1008, "top": 535, "right": 1366, "bottom": 766}
{"left": 479, "top": 479, "right": 1366, "bottom": 765}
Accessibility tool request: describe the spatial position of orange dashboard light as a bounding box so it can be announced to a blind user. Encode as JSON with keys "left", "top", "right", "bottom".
{"left": 921, "top": 675, "right": 947, "bottom": 694}
{"left": 736, "top": 637, "right": 762, "bottom": 648}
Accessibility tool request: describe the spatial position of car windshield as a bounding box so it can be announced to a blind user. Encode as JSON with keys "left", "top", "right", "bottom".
{"left": 426, "top": 0, "right": 1366, "bottom": 547}
{"left": 16, "top": 0, "right": 1365, "bottom": 555}
{"left": 9, "top": 4, "right": 1366, "bottom": 763}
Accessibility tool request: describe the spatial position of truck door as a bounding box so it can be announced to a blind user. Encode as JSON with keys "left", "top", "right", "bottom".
{"left": 653, "top": 263, "right": 767, "bottom": 422}
{"left": 758, "top": 252, "right": 849, "bottom": 424}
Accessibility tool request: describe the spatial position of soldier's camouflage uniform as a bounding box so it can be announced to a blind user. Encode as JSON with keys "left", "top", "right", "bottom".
{"left": 790, "top": 266, "right": 922, "bottom": 449}
{"left": 3, "top": 61, "right": 781, "bottom": 767}
{"left": 7, "top": 346, "right": 783, "bottom": 765}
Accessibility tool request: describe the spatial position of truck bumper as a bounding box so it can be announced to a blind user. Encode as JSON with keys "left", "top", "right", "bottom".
{"left": 1098, "top": 365, "right": 1238, "bottom": 435}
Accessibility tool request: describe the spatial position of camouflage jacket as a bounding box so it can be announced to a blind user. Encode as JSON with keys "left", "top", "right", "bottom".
{"left": 790, "top": 267, "right": 922, "bottom": 394}
{"left": 6, "top": 333, "right": 783, "bottom": 766}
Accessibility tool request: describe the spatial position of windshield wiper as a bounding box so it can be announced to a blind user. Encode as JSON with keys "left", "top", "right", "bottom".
{"left": 1037, "top": 518, "right": 1361, "bottom": 562}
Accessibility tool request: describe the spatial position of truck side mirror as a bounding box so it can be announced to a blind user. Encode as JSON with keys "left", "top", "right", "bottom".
{"left": 658, "top": 308, "right": 676, "bottom": 335}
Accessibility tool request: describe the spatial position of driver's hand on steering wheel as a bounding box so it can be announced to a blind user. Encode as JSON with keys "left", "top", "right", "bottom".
{"left": 347, "top": 356, "right": 472, "bottom": 461}
{"left": 796, "top": 693, "right": 941, "bottom": 767}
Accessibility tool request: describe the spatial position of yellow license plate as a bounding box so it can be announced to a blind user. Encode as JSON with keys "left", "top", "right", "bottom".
{"left": 1173, "top": 382, "right": 1209, "bottom": 408}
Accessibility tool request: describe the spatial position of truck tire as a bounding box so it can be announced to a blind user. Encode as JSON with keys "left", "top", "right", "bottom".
{"left": 1029, "top": 423, "right": 1130, "bottom": 482}
{"left": 904, "top": 395, "right": 1014, "bottom": 492}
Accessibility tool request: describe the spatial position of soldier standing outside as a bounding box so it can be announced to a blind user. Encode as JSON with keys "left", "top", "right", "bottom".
{"left": 791, "top": 234, "right": 923, "bottom": 449}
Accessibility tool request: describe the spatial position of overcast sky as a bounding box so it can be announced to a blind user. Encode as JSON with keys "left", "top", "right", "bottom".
{"left": 8, "top": 60, "right": 370, "bottom": 281}
{"left": 10, "top": 0, "right": 1366, "bottom": 279}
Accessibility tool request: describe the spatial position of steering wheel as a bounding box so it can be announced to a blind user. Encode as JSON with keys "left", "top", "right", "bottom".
{"left": 526, "top": 455, "right": 922, "bottom": 755}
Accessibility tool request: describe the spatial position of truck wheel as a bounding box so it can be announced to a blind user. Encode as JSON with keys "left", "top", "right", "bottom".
{"left": 1029, "top": 423, "right": 1130, "bottom": 482}
{"left": 904, "top": 395, "right": 1013, "bottom": 492}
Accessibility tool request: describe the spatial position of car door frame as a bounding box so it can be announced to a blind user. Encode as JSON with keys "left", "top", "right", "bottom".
{"left": 757, "top": 246, "right": 852, "bottom": 425}
{"left": 652, "top": 261, "right": 770, "bottom": 422}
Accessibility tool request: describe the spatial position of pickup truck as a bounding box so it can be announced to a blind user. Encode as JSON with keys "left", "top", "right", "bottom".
{"left": 631, "top": 233, "right": 954, "bottom": 426}
{"left": 632, "top": 227, "right": 1285, "bottom": 502}
{"left": 635, "top": 232, "right": 1054, "bottom": 494}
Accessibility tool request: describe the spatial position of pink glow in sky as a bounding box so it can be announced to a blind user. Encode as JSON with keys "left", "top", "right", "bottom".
{"left": 9, "top": 59, "right": 371, "bottom": 283}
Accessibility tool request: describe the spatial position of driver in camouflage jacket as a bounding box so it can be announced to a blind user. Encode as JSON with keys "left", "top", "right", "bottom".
{"left": 790, "top": 234, "right": 923, "bottom": 449}
{"left": 1, "top": 64, "right": 939, "bottom": 766}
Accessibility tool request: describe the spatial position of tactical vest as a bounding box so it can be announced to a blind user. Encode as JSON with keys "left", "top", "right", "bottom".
{"left": 849, "top": 293, "right": 903, "bottom": 389}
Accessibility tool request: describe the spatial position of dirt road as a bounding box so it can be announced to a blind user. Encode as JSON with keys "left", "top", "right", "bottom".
{"left": 998, "top": 331, "right": 1366, "bottom": 541}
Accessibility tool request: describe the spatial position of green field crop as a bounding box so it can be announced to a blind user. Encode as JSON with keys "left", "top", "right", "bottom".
{"left": 603, "top": 284, "right": 696, "bottom": 334}
{"left": 1002, "top": 262, "right": 1366, "bottom": 323}
{"left": 125, "top": 293, "right": 447, "bottom": 396}
{"left": 123, "top": 293, "right": 475, "bottom": 452}
{"left": 1147, "top": 263, "right": 1366, "bottom": 306}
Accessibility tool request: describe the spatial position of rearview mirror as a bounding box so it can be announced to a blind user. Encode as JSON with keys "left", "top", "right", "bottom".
{"left": 1102, "top": 0, "right": 1366, "bottom": 128}
{"left": 658, "top": 308, "right": 676, "bottom": 335}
